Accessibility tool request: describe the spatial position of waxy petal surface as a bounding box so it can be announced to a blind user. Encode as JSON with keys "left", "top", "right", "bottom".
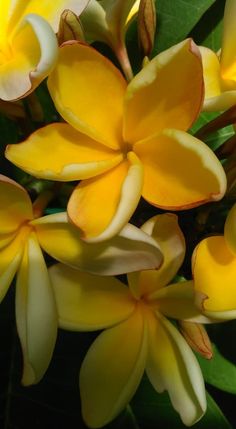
{"left": 80, "top": 307, "right": 147, "bottom": 428}
{"left": 124, "top": 39, "right": 203, "bottom": 143}
{"left": 68, "top": 152, "right": 143, "bottom": 241}
{"left": 134, "top": 129, "right": 226, "bottom": 210}
{"left": 193, "top": 236, "right": 236, "bottom": 317}
{"left": 146, "top": 313, "right": 206, "bottom": 426}
{"left": 200, "top": 46, "right": 236, "bottom": 111}
{"left": 33, "top": 213, "right": 163, "bottom": 275}
{"left": 128, "top": 213, "right": 185, "bottom": 298}
{"left": 7, "top": 0, "right": 89, "bottom": 33}
{"left": 6, "top": 123, "right": 122, "bottom": 181}
{"left": 48, "top": 43, "right": 126, "bottom": 150}
{"left": 15, "top": 232, "right": 57, "bottom": 386}
{"left": 0, "top": 14, "right": 58, "bottom": 100}
{"left": 0, "top": 175, "right": 33, "bottom": 234}
{"left": 50, "top": 263, "right": 135, "bottom": 331}
{"left": 220, "top": 0, "right": 236, "bottom": 81}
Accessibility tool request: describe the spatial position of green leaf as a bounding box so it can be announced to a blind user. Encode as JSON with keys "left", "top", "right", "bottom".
{"left": 131, "top": 376, "right": 232, "bottom": 429}
{"left": 197, "top": 344, "right": 236, "bottom": 394}
{"left": 153, "top": 0, "right": 219, "bottom": 54}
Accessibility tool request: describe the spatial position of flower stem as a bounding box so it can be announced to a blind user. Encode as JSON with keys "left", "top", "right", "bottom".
{"left": 195, "top": 105, "right": 236, "bottom": 140}
{"left": 115, "top": 42, "right": 134, "bottom": 81}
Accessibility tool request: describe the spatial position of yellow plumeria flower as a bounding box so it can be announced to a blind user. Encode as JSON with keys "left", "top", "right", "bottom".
{"left": 0, "top": 0, "right": 89, "bottom": 100}
{"left": 6, "top": 39, "right": 227, "bottom": 242}
{"left": 0, "top": 174, "right": 163, "bottom": 386}
{"left": 80, "top": 0, "right": 140, "bottom": 78}
{"left": 192, "top": 202, "right": 236, "bottom": 320}
{"left": 50, "top": 214, "right": 207, "bottom": 428}
{"left": 200, "top": 0, "right": 236, "bottom": 111}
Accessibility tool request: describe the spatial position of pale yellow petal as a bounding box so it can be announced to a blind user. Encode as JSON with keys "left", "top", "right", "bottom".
{"left": 0, "top": 175, "right": 33, "bottom": 234}
{"left": 6, "top": 123, "right": 122, "bottom": 181}
{"left": 33, "top": 212, "right": 163, "bottom": 275}
{"left": 48, "top": 43, "right": 126, "bottom": 150}
{"left": 146, "top": 312, "right": 206, "bottom": 426}
{"left": 124, "top": 39, "right": 203, "bottom": 143}
{"left": 80, "top": 307, "right": 147, "bottom": 428}
{"left": 15, "top": 232, "right": 57, "bottom": 386}
{"left": 50, "top": 263, "right": 135, "bottom": 331}
{"left": 68, "top": 152, "right": 143, "bottom": 242}
{"left": 134, "top": 129, "right": 226, "bottom": 209}
{"left": 0, "top": 14, "right": 58, "bottom": 100}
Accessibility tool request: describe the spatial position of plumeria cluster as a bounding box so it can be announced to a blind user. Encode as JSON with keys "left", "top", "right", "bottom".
{"left": 1, "top": 0, "right": 236, "bottom": 428}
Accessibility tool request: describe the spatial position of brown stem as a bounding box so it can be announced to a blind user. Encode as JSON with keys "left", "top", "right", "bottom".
{"left": 114, "top": 42, "right": 134, "bottom": 81}
{"left": 195, "top": 105, "right": 236, "bottom": 140}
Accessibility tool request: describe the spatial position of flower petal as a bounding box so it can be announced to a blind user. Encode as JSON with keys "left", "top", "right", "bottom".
{"left": 50, "top": 263, "right": 135, "bottom": 331}
{"left": 200, "top": 46, "right": 236, "bottom": 111}
{"left": 80, "top": 307, "right": 147, "bottom": 428}
{"left": 128, "top": 213, "right": 185, "bottom": 298}
{"left": 33, "top": 212, "right": 163, "bottom": 275}
{"left": 151, "top": 280, "right": 207, "bottom": 321}
{"left": 146, "top": 312, "right": 206, "bottom": 426}
{"left": 220, "top": 0, "right": 236, "bottom": 81}
{"left": 224, "top": 203, "right": 236, "bottom": 255}
{"left": 134, "top": 129, "right": 226, "bottom": 210}
{"left": 7, "top": 0, "right": 89, "bottom": 32}
{"left": 80, "top": 0, "right": 109, "bottom": 44}
{"left": 192, "top": 236, "right": 236, "bottom": 318}
{"left": 0, "top": 227, "right": 27, "bottom": 302}
{"left": 48, "top": 43, "right": 127, "bottom": 150}
{"left": 0, "top": 175, "right": 33, "bottom": 234}
{"left": 15, "top": 232, "right": 57, "bottom": 386}
{"left": 124, "top": 39, "right": 203, "bottom": 143}
{"left": 68, "top": 152, "right": 143, "bottom": 241}
{"left": 105, "top": 0, "right": 139, "bottom": 43}
{"left": 0, "top": 14, "right": 58, "bottom": 100}
{"left": 6, "top": 123, "right": 122, "bottom": 181}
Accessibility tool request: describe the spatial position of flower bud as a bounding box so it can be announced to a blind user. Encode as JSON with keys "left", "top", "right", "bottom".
{"left": 57, "top": 10, "right": 85, "bottom": 45}
{"left": 179, "top": 320, "right": 213, "bottom": 360}
{"left": 138, "top": 0, "right": 156, "bottom": 57}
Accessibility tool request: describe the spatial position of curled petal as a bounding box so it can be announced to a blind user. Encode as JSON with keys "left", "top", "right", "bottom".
{"left": 80, "top": 307, "right": 147, "bottom": 428}
{"left": 105, "top": 0, "right": 140, "bottom": 44}
{"left": 134, "top": 129, "right": 226, "bottom": 210}
{"left": 124, "top": 39, "right": 203, "bottom": 143}
{"left": 0, "top": 14, "right": 58, "bottom": 100}
{"left": 192, "top": 236, "right": 236, "bottom": 318}
{"left": 48, "top": 43, "right": 126, "bottom": 149}
{"left": 15, "top": 232, "right": 57, "bottom": 386}
{"left": 6, "top": 123, "right": 122, "bottom": 181}
{"left": 8, "top": 0, "right": 89, "bottom": 32}
{"left": 146, "top": 312, "right": 206, "bottom": 426}
{"left": 68, "top": 152, "right": 143, "bottom": 242}
{"left": 80, "top": 0, "right": 109, "bottom": 44}
{"left": 0, "top": 175, "right": 33, "bottom": 234}
{"left": 50, "top": 263, "right": 135, "bottom": 331}
{"left": 32, "top": 212, "right": 163, "bottom": 275}
{"left": 200, "top": 46, "right": 236, "bottom": 111}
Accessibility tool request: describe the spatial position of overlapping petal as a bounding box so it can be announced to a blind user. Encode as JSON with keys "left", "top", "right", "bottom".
{"left": 32, "top": 212, "right": 163, "bottom": 275}
{"left": 146, "top": 312, "right": 206, "bottom": 426}
{"left": 0, "top": 175, "right": 33, "bottom": 233}
{"left": 48, "top": 43, "right": 127, "bottom": 149}
{"left": 15, "top": 232, "right": 57, "bottom": 386}
{"left": 128, "top": 213, "right": 185, "bottom": 298}
{"left": 192, "top": 236, "right": 236, "bottom": 318}
{"left": 134, "top": 129, "right": 226, "bottom": 209}
{"left": 105, "top": 0, "right": 140, "bottom": 44}
{"left": 50, "top": 263, "right": 135, "bottom": 331}
{"left": 6, "top": 123, "right": 123, "bottom": 181}
{"left": 80, "top": 307, "right": 147, "bottom": 428}
{"left": 224, "top": 203, "right": 236, "bottom": 255}
{"left": 7, "top": 0, "right": 89, "bottom": 33}
{"left": 0, "top": 13, "right": 58, "bottom": 100}
{"left": 124, "top": 39, "right": 203, "bottom": 143}
{"left": 220, "top": 0, "right": 236, "bottom": 81}
{"left": 200, "top": 46, "right": 236, "bottom": 111}
{"left": 68, "top": 152, "right": 143, "bottom": 241}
